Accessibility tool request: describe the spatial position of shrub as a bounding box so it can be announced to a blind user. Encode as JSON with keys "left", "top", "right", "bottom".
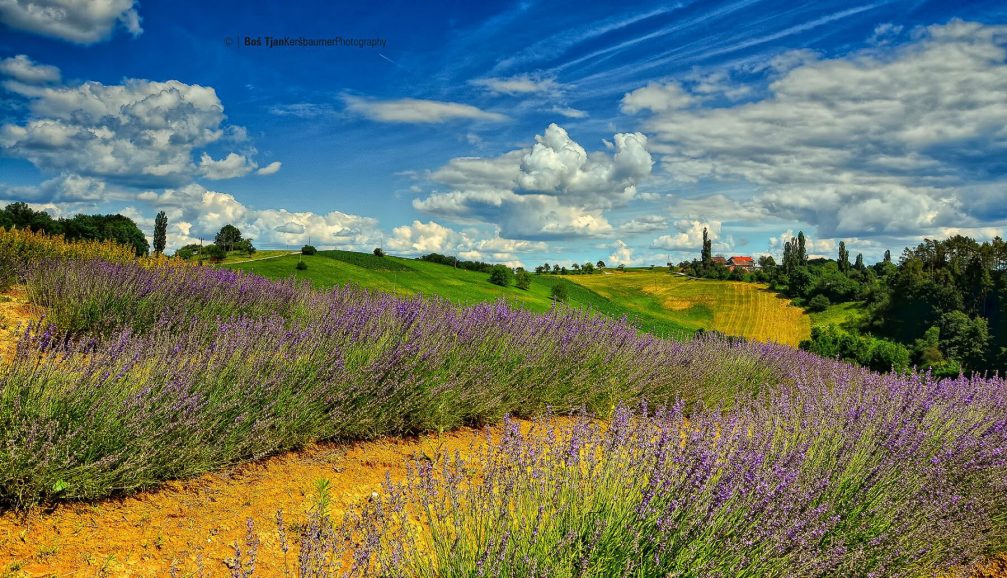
{"left": 488, "top": 264, "right": 512, "bottom": 287}
{"left": 807, "top": 294, "right": 831, "bottom": 312}
{"left": 296, "top": 260, "right": 308, "bottom": 270}
{"left": 515, "top": 269, "right": 532, "bottom": 290}
{"left": 550, "top": 283, "right": 568, "bottom": 303}
{"left": 301, "top": 245, "right": 317, "bottom": 255}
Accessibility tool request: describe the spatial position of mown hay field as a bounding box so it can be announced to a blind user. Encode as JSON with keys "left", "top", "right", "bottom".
{"left": 568, "top": 271, "right": 811, "bottom": 346}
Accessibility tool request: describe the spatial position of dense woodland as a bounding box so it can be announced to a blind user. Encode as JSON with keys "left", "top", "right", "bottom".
{"left": 683, "top": 229, "right": 1007, "bottom": 375}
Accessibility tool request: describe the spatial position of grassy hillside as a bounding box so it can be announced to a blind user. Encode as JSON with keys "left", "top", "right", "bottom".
{"left": 226, "top": 252, "right": 695, "bottom": 339}
{"left": 567, "top": 271, "right": 812, "bottom": 347}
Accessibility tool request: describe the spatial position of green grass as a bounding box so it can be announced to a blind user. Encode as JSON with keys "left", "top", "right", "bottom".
{"left": 227, "top": 254, "right": 695, "bottom": 339}
{"left": 808, "top": 301, "right": 868, "bottom": 330}
{"left": 201, "top": 250, "right": 292, "bottom": 265}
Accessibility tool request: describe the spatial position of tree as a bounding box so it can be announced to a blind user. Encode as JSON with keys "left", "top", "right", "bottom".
{"left": 215, "top": 225, "right": 243, "bottom": 252}
{"left": 488, "top": 264, "right": 512, "bottom": 287}
{"left": 515, "top": 269, "right": 532, "bottom": 290}
{"left": 701, "top": 227, "right": 712, "bottom": 265}
{"left": 203, "top": 244, "right": 226, "bottom": 262}
{"left": 301, "top": 245, "right": 317, "bottom": 255}
{"left": 938, "top": 311, "right": 990, "bottom": 370}
{"left": 153, "top": 211, "right": 168, "bottom": 255}
{"left": 572, "top": 263, "right": 581, "bottom": 273}
{"left": 883, "top": 249, "right": 892, "bottom": 264}
{"left": 234, "top": 238, "right": 256, "bottom": 255}
{"left": 374, "top": 247, "right": 385, "bottom": 257}
{"left": 552, "top": 264, "right": 561, "bottom": 274}
{"left": 550, "top": 283, "right": 568, "bottom": 303}
{"left": 854, "top": 253, "right": 865, "bottom": 272}
{"left": 797, "top": 231, "right": 808, "bottom": 265}
{"left": 596, "top": 260, "right": 606, "bottom": 269}
{"left": 838, "top": 241, "right": 850, "bottom": 273}
{"left": 582, "top": 262, "right": 595, "bottom": 274}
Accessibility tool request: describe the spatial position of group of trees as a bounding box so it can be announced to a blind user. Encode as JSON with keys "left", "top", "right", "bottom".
{"left": 0, "top": 202, "right": 150, "bottom": 256}
{"left": 534, "top": 260, "right": 608, "bottom": 275}
{"left": 175, "top": 223, "right": 256, "bottom": 262}
{"left": 420, "top": 253, "right": 496, "bottom": 273}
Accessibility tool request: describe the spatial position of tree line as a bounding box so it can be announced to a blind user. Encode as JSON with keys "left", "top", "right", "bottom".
{"left": 683, "top": 227, "right": 1006, "bottom": 375}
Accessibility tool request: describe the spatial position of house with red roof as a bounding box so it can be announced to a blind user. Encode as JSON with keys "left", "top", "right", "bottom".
{"left": 727, "top": 256, "right": 755, "bottom": 270}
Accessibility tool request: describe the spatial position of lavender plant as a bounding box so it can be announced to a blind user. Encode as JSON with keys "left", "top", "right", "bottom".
{"left": 308, "top": 368, "right": 1007, "bottom": 577}
{"left": 0, "top": 280, "right": 787, "bottom": 506}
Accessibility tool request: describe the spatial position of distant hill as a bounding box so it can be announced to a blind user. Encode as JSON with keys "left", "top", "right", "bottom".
{"left": 228, "top": 251, "right": 816, "bottom": 344}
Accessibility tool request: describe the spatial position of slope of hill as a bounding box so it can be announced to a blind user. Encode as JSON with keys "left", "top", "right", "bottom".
{"left": 226, "top": 252, "right": 696, "bottom": 339}
{"left": 229, "top": 252, "right": 818, "bottom": 344}
{"left": 567, "top": 271, "right": 812, "bottom": 347}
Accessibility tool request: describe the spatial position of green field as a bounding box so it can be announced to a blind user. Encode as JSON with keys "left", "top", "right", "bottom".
{"left": 808, "top": 301, "right": 868, "bottom": 331}
{"left": 227, "top": 252, "right": 696, "bottom": 338}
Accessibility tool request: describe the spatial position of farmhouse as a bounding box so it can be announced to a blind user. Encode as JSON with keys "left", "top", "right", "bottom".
{"left": 727, "top": 256, "right": 755, "bottom": 270}
{"left": 712, "top": 256, "right": 727, "bottom": 266}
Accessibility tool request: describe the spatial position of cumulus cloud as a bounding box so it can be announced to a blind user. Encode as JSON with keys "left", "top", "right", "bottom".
{"left": 0, "top": 54, "right": 60, "bottom": 84}
{"left": 132, "top": 184, "right": 381, "bottom": 251}
{"left": 621, "top": 82, "right": 693, "bottom": 114}
{"left": 0, "top": 76, "right": 262, "bottom": 187}
{"left": 415, "top": 123, "right": 653, "bottom": 240}
{"left": 343, "top": 95, "right": 507, "bottom": 123}
{"left": 0, "top": 0, "right": 142, "bottom": 44}
{"left": 199, "top": 153, "right": 257, "bottom": 180}
{"left": 608, "top": 240, "right": 634, "bottom": 266}
{"left": 625, "top": 20, "right": 1007, "bottom": 238}
{"left": 651, "top": 220, "right": 722, "bottom": 252}
{"left": 387, "top": 220, "right": 545, "bottom": 265}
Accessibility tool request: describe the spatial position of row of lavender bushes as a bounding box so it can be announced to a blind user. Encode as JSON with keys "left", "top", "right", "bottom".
{"left": 2, "top": 258, "right": 789, "bottom": 507}
{"left": 280, "top": 369, "right": 1007, "bottom": 577}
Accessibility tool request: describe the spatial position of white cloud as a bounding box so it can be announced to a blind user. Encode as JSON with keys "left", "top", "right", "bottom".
{"left": 0, "top": 54, "right": 60, "bottom": 84}
{"left": 552, "top": 106, "right": 588, "bottom": 119}
{"left": 621, "top": 82, "right": 693, "bottom": 114}
{"left": 608, "top": 240, "right": 633, "bottom": 266}
{"left": 414, "top": 123, "right": 653, "bottom": 240}
{"left": 256, "top": 161, "right": 282, "bottom": 176}
{"left": 627, "top": 20, "right": 1007, "bottom": 238}
{"left": 651, "top": 220, "right": 721, "bottom": 251}
{"left": 343, "top": 95, "right": 507, "bottom": 123}
{"left": 0, "top": 77, "right": 257, "bottom": 187}
{"left": 0, "top": 0, "right": 142, "bottom": 44}
{"left": 199, "top": 152, "right": 257, "bottom": 180}
{"left": 470, "top": 74, "right": 561, "bottom": 95}
{"left": 387, "top": 220, "right": 545, "bottom": 265}
{"left": 618, "top": 215, "right": 666, "bottom": 234}
{"left": 133, "top": 184, "right": 381, "bottom": 251}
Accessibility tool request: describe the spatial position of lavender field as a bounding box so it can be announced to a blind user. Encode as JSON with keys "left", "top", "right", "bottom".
{"left": 3, "top": 245, "right": 1007, "bottom": 576}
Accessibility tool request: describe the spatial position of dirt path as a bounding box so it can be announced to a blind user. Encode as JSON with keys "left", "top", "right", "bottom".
{"left": 0, "top": 425, "right": 505, "bottom": 577}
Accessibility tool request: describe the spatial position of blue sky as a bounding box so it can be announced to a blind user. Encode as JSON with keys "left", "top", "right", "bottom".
{"left": 1, "top": 0, "right": 1005, "bottom": 267}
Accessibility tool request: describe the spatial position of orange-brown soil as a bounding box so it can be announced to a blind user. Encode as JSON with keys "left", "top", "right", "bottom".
{"left": 0, "top": 286, "right": 39, "bottom": 362}
{"left": 0, "top": 425, "right": 501, "bottom": 577}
